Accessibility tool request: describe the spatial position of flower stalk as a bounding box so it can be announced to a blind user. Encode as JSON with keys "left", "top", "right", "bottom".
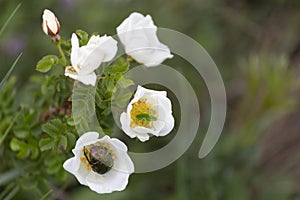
{"left": 56, "top": 41, "right": 67, "bottom": 65}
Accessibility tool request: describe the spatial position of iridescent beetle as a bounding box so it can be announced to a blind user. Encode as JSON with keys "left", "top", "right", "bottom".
{"left": 83, "top": 145, "right": 114, "bottom": 174}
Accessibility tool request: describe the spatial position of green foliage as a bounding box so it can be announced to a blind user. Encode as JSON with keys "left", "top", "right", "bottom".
{"left": 93, "top": 58, "right": 134, "bottom": 133}
{"left": 75, "top": 29, "right": 89, "bottom": 46}
{"left": 36, "top": 55, "right": 59, "bottom": 73}
{"left": 0, "top": 28, "right": 137, "bottom": 199}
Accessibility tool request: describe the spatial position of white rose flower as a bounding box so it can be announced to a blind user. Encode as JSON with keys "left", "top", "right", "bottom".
{"left": 120, "top": 85, "right": 175, "bottom": 142}
{"left": 63, "top": 132, "right": 134, "bottom": 194}
{"left": 65, "top": 33, "right": 117, "bottom": 86}
{"left": 42, "top": 9, "right": 60, "bottom": 36}
{"left": 116, "top": 12, "right": 173, "bottom": 67}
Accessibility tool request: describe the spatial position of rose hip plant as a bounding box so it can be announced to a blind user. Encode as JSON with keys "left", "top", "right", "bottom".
{"left": 0, "top": 9, "right": 175, "bottom": 199}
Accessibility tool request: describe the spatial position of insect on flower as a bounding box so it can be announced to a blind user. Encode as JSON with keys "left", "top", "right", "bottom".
{"left": 120, "top": 85, "right": 175, "bottom": 142}
{"left": 83, "top": 145, "right": 114, "bottom": 175}
{"left": 63, "top": 132, "right": 134, "bottom": 193}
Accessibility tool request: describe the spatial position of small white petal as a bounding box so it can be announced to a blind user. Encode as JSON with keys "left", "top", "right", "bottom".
{"left": 110, "top": 138, "right": 128, "bottom": 152}
{"left": 86, "top": 170, "right": 130, "bottom": 194}
{"left": 158, "top": 114, "right": 175, "bottom": 136}
{"left": 90, "top": 35, "right": 118, "bottom": 62}
{"left": 72, "top": 163, "right": 90, "bottom": 185}
{"left": 63, "top": 157, "right": 80, "bottom": 173}
{"left": 136, "top": 85, "right": 167, "bottom": 97}
{"left": 77, "top": 72, "right": 97, "bottom": 86}
{"left": 70, "top": 34, "right": 80, "bottom": 72}
{"left": 75, "top": 132, "right": 99, "bottom": 148}
{"left": 120, "top": 113, "right": 137, "bottom": 139}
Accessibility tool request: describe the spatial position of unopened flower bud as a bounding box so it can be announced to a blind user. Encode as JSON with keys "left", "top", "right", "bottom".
{"left": 42, "top": 9, "right": 60, "bottom": 37}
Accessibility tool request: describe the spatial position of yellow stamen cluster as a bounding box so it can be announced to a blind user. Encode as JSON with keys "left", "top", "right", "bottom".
{"left": 130, "top": 98, "right": 156, "bottom": 128}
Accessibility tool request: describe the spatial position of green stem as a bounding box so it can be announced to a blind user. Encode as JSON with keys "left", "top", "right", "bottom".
{"left": 56, "top": 42, "right": 67, "bottom": 65}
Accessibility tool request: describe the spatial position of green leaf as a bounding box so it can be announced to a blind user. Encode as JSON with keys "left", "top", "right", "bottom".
{"left": 46, "top": 164, "right": 61, "bottom": 175}
{"left": 42, "top": 123, "right": 60, "bottom": 138}
{"left": 39, "top": 138, "right": 54, "bottom": 151}
{"left": 66, "top": 133, "right": 76, "bottom": 149}
{"left": 36, "top": 55, "right": 59, "bottom": 73}
{"left": 17, "top": 147, "right": 30, "bottom": 159}
{"left": 25, "top": 110, "right": 39, "bottom": 127}
{"left": 30, "top": 146, "right": 39, "bottom": 159}
{"left": 76, "top": 29, "right": 89, "bottom": 45}
{"left": 117, "top": 77, "right": 134, "bottom": 88}
{"left": 66, "top": 117, "right": 75, "bottom": 126}
{"left": 44, "top": 155, "right": 57, "bottom": 167}
{"left": 13, "top": 128, "right": 28, "bottom": 139}
{"left": 58, "top": 135, "right": 67, "bottom": 151}
{"left": 104, "top": 76, "right": 115, "bottom": 93}
{"left": 10, "top": 138, "right": 21, "bottom": 151}
{"left": 51, "top": 119, "right": 67, "bottom": 132}
{"left": 106, "top": 64, "right": 129, "bottom": 74}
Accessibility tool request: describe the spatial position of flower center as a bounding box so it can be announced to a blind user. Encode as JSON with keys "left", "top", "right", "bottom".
{"left": 130, "top": 98, "right": 157, "bottom": 128}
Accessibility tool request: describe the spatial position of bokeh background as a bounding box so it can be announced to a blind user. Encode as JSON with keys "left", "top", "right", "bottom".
{"left": 1, "top": 0, "right": 300, "bottom": 199}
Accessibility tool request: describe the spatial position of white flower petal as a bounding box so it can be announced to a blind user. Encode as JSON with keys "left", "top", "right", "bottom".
{"left": 63, "top": 157, "right": 79, "bottom": 173}
{"left": 77, "top": 72, "right": 97, "bottom": 86}
{"left": 120, "top": 113, "right": 138, "bottom": 139}
{"left": 75, "top": 132, "right": 99, "bottom": 148}
{"left": 72, "top": 163, "right": 90, "bottom": 185}
{"left": 95, "top": 35, "right": 118, "bottom": 62}
{"left": 75, "top": 45, "right": 104, "bottom": 75}
{"left": 158, "top": 113, "right": 175, "bottom": 136}
{"left": 110, "top": 138, "right": 128, "bottom": 152}
{"left": 86, "top": 170, "right": 130, "bottom": 194}
{"left": 70, "top": 33, "right": 80, "bottom": 72}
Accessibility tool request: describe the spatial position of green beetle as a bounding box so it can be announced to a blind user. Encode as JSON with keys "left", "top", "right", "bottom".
{"left": 83, "top": 145, "right": 114, "bottom": 174}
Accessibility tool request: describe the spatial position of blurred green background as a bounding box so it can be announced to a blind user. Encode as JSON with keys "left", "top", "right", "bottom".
{"left": 1, "top": 0, "right": 300, "bottom": 199}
